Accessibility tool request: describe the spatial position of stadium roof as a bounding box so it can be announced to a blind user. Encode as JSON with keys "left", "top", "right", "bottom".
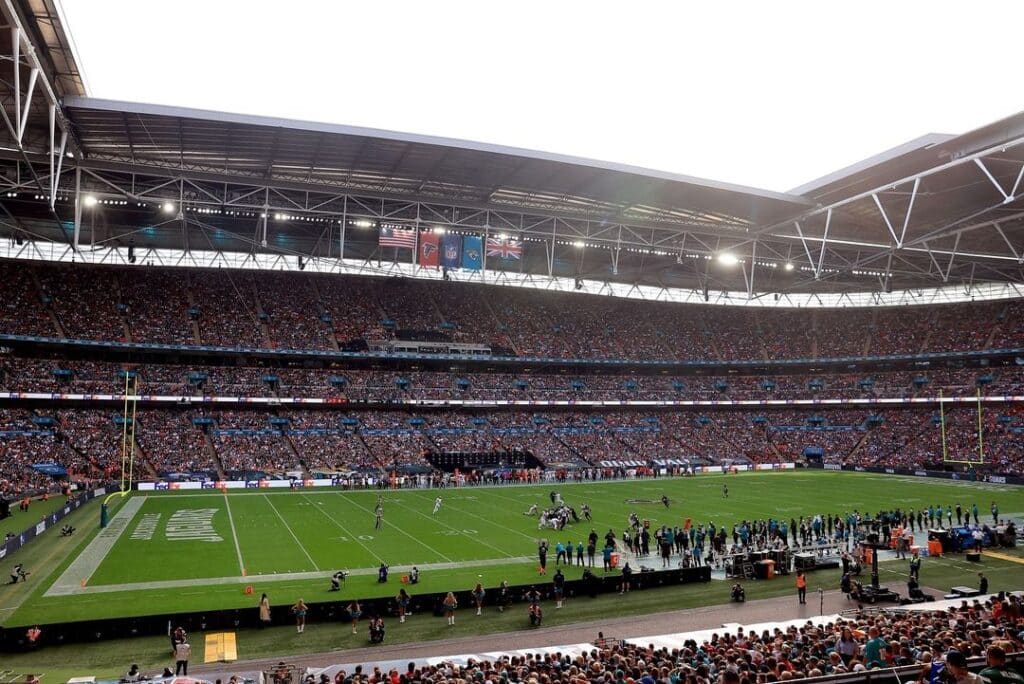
{"left": 1, "top": 0, "right": 1023, "bottom": 303}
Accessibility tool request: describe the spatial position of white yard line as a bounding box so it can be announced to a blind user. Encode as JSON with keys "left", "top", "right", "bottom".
{"left": 48, "top": 496, "right": 146, "bottom": 595}
{"left": 42, "top": 554, "right": 537, "bottom": 597}
{"left": 382, "top": 495, "right": 511, "bottom": 560}
{"left": 337, "top": 493, "right": 456, "bottom": 563}
{"left": 298, "top": 493, "right": 387, "bottom": 564}
{"left": 264, "top": 494, "right": 320, "bottom": 572}
{"left": 223, "top": 491, "right": 246, "bottom": 576}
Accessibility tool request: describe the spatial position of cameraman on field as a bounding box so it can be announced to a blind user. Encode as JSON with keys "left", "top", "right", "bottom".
{"left": 9, "top": 564, "right": 28, "bottom": 584}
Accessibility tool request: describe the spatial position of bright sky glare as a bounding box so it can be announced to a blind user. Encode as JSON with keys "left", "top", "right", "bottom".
{"left": 60, "top": 1, "right": 1024, "bottom": 193}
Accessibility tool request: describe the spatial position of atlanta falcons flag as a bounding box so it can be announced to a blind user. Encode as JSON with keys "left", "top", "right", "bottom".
{"left": 485, "top": 237, "right": 523, "bottom": 260}
{"left": 419, "top": 233, "right": 440, "bottom": 267}
{"left": 378, "top": 226, "right": 418, "bottom": 249}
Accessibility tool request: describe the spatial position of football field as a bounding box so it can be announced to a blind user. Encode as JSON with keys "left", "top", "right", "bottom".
{"left": 4, "top": 471, "right": 1024, "bottom": 626}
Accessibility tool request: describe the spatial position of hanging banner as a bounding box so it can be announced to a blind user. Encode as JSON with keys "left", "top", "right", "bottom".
{"left": 419, "top": 233, "right": 440, "bottom": 267}
{"left": 462, "top": 235, "right": 483, "bottom": 270}
{"left": 441, "top": 234, "right": 462, "bottom": 269}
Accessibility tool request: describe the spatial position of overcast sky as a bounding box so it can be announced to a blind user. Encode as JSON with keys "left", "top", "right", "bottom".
{"left": 60, "top": 1, "right": 1024, "bottom": 193}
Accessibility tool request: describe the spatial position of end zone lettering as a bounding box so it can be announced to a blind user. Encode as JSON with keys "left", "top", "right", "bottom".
{"left": 165, "top": 509, "right": 223, "bottom": 542}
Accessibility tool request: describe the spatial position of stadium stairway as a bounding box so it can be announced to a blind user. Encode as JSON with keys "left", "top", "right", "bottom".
{"left": 28, "top": 269, "right": 65, "bottom": 338}
{"left": 985, "top": 304, "right": 1006, "bottom": 349}
{"left": 810, "top": 312, "right": 819, "bottom": 359}
{"left": 480, "top": 295, "right": 519, "bottom": 355}
{"left": 111, "top": 274, "right": 133, "bottom": 342}
{"left": 201, "top": 430, "right": 228, "bottom": 480}
{"left": 307, "top": 277, "right": 341, "bottom": 352}
{"left": 844, "top": 426, "right": 876, "bottom": 463}
{"left": 860, "top": 309, "right": 878, "bottom": 356}
{"left": 918, "top": 309, "right": 941, "bottom": 353}
{"left": 279, "top": 430, "right": 310, "bottom": 477}
{"left": 184, "top": 274, "right": 203, "bottom": 345}
{"left": 249, "top": 281, "right": 274, "bottom": 348}
{"left": 131, "top": 433, "right": 159, "bottom": 479}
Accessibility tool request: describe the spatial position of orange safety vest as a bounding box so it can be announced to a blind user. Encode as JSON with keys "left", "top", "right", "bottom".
{"left": 796, "top": 575, "right": 807, "bottom": 589}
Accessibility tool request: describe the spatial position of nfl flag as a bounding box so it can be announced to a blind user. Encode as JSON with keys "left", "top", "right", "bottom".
{"left": 378, "top": 226, "right": 417, "bottom": 249}
{"left": 441, "top": 234, "right": 462, "bottom": 269}
{"left": 486, "top": 237, "right": 523, "bottom": 260}
{"left": 462, "top": 235, "right": 483, "bottom": 270}
{"left": 419, "top": 233, "right": 440, "bottom": 267}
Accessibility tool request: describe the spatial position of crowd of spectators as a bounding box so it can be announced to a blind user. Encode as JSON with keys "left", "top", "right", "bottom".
{"left": 212, "top": 410, "right": 301, "bottom": 477}
{"left": 3, "top": 357, "right": 1022, "bottom": 403}
{"left": 2, "top": 404, "right": 1023, "bottom": 496}
{"left": 313, "top": 595, "right": 1023, "bottom": 684}
{"left": 2, "top": 262, "right": 1024, "bottom": 497}
{"left": 1, "top": 262, "right": 1021, "bottom": 360}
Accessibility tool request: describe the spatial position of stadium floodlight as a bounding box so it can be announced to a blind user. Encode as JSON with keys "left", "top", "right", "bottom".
{"left": 353, "top": 219, "right": 374, "bottom": 228}
{"left": 162, "top": 202, "right": 176, "bottom": 215}
{"left": 83, "top": 195, "right": 98, "bottom": 207}
{"left": 717, "top": 252, "right": 739, "bottom": 266}
{"left": 433, "top": 226, "right": 446, "bottom": 234}
{"left": 573, "top": 240, "right": 585, "bottom": 248}
{"left": 497, "top": 233, "right": 508, "bottom": 240}
{"left": 784, "top": 262, "right": 795, "bottom": 271}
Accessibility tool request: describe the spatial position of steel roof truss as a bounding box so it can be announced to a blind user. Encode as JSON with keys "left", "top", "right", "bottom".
{"left": 974, "top": 158, "right": 1013, "bottom": 203}
{"left": 992, "top": 222, "right": 1023, "bottom": 264}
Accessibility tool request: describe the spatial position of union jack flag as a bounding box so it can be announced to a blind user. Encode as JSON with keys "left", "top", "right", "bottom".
{"left": 486, "top": 237, "right": 522, "bottom": 260}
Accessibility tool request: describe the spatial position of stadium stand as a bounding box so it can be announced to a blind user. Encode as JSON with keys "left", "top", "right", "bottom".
{"left": 1, "top": 263, "right": 1021, "bottom": 359}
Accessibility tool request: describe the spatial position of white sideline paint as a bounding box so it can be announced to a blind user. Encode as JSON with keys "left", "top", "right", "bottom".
{"left": 49, "top": 496, "right": 145, "bottom": 594}
{"left": 44, "top": 554, "right": 539, "bottom": 597}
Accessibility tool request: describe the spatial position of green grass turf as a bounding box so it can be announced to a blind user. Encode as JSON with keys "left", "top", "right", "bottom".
{"left": 0, "top": 496, "right": 73, "bottom": 538}
{"left": 2, "top": 471, "right": 1023, "bottom": 629}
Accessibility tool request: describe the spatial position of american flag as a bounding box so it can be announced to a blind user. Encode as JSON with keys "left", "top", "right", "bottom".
{"left": 378, "top": 226, "right": 418, "bottom": 249}
{"left": 486, "top": 237, "right": 522, "bottom": 260}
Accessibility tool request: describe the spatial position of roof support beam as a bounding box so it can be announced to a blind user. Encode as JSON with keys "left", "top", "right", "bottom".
{"left": 899, "top": 177, "right": 919, "bottom": 246}
{"left": 815, "top": 208, "right": 831, "bottom": 279}
{"left": 992, "top": 222, "right": 1023, "bottom": 264}
{"left": 792, "top": 221, "right": 816, "bottom": 273}
{"left": 746, "top": 241, "right": 756, "bottom": 298}
{"left": 974, "top": 159, "right": 1012, "bottom": 203}
{"left": 872, "top": 193, "right": 902, "bottom": 247}
{"left": 48, "top": 104, "right": 67, "bottom": 209}
{"left": 944, "top": 233, "right": 961, "bottom": 283}
{"left": 751, "top": 131, "right": 1024, "bottom": 241}
{"left": 1010, "top": 162, "right": 1024, "bottom": 201}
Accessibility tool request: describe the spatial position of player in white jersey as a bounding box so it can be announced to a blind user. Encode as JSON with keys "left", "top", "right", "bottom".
{"left": 433, "top": 496, "right": 443, "bottom": 515}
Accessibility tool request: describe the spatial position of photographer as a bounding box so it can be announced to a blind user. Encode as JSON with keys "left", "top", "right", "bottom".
{"left": 731, "top": 583, "right": 745, "bottom": 602}
{"left": 377, "top": 563, "right": 389, "bottom": 583}
{"left": 9, "top": 564, "right": 28, "bottom": 584}
{"left": 329, "top": 570, "right": 348, "bottom": 592}
{"left": 368, "top": 615, "right": 385, "bottom": 644}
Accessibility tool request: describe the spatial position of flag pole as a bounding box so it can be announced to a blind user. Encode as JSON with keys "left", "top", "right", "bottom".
{"left": 413, "top": 220, "right": 420, "bottom": 272}
{"left": 482, "top": 224, "right": 489, "bottom": 283}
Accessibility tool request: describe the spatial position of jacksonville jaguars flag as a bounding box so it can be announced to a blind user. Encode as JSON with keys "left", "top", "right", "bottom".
{"left": 461, "top": 235, "right": 483, "bottom": 270}
{"left": 441, "top": 234, "right": 462, "bottom": 269}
